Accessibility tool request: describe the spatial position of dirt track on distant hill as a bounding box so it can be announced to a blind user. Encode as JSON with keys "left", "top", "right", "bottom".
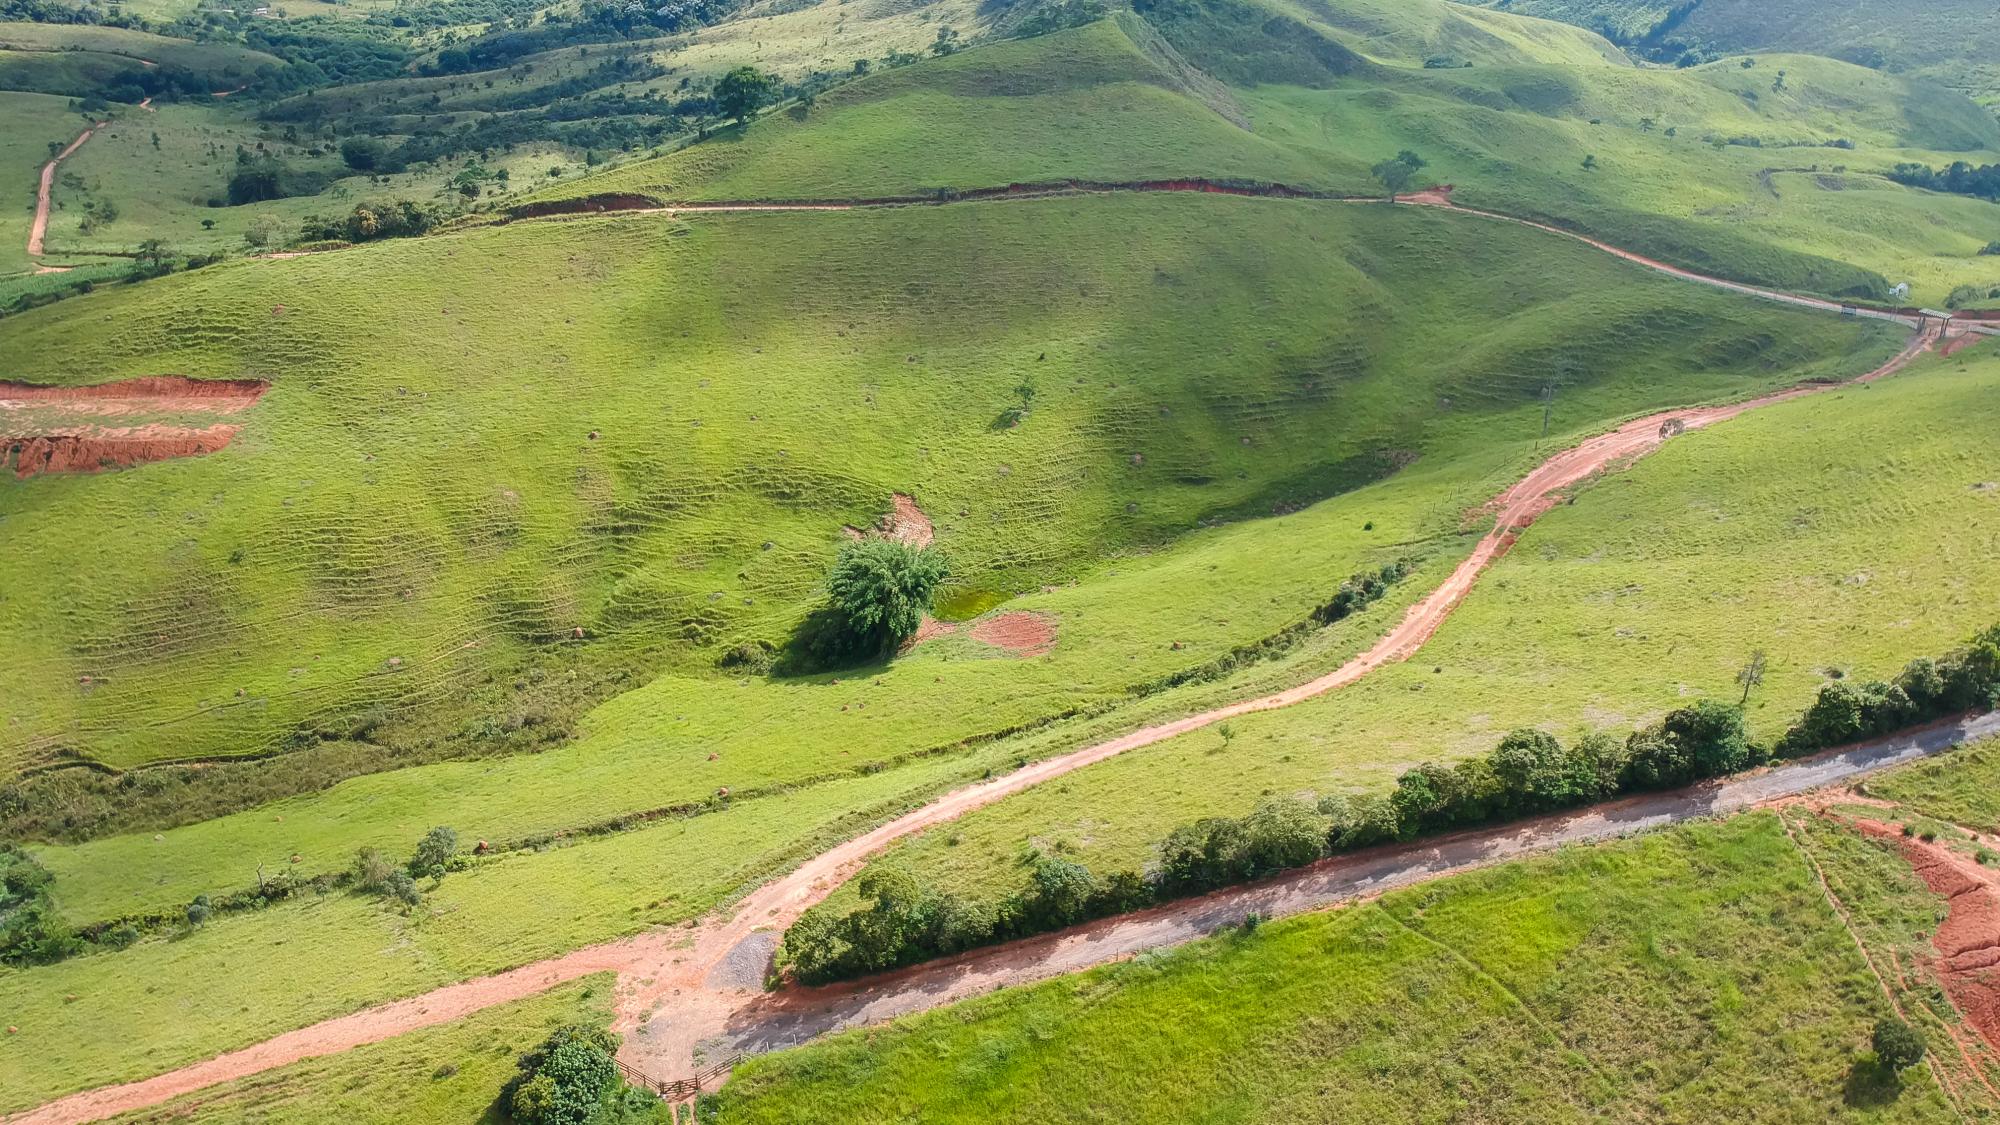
{"left": 27, "top": 122, "right": 102, "bottom": 259}
{"left": 509, "top": 181, "right": 1958, "bottom": 331}
{"left": 6, "top": 296, "right": 1946, "bottom": 1122}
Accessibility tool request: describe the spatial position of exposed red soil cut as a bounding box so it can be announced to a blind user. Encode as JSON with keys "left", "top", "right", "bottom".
{"left": 1858, "top": 819, "right": 2000, "bottom": 1052}
{"left": 1942, "top": 331, "right": 1989, "bottom": 358}
{"left": 0, "top": 377, "right": 268, "bottom": 415}
{"left": 968, "top": 611, "right": 1056, "bottom": 656}
{"left": 2, "top": 378, "right": 268, "bottom": 478}
{"left": 6, "top": 425, "right": 243, "bottom": 478}
{"left": 881, "top": 492, "right": 933, "bottom": 546}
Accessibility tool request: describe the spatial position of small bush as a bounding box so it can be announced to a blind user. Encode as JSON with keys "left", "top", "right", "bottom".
{"left": 717, "top": 640, "right": 776, "bottom": 674}
{"left": 502, "top": 1024, "right": 622, "bottom": 1125}
{"left": 1873, "top": 1017, "right": 1927, "bottom": 1071}
{"left": 382, "top": 870, "right": 421, "bottom": 906}
{"left": 410, "top": 825, "right": 458, "bottom": 879}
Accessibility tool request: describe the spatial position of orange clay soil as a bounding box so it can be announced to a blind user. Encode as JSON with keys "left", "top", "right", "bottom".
{"left": 882, "top": 492, "right": 934, "bottom": 546}
{"left": 967, "top": 611, "right": 1056, "bottom": 656}
{"left": 1942, "top": 330, "right": 1990, "bottom": 358}
{"left": 1, "top": 377, "right": 267, "bottom": 478}
{"left": 1858, "top": 818, "right": 2000, "bottom": 1053}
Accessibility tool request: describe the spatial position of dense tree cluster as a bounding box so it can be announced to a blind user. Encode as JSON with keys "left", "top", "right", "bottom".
{"left": 297, "top": 200, "right": 439, "bottom": 244}
{"left": 501, "top": 1025, "right": 619, "bottom": 1125}
{"left": 1775, "top": 627, "right": 2000, "bottom": 757}
{"left": 1887, "top": 161, "right": 2000, "bottom": 202}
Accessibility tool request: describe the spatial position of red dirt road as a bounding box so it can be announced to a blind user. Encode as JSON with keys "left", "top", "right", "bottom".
{"left": 5, "top": 311, "right": 1942, "bottom": 1124}
{"left": 26, "top": 122, "right": 105, "bottom": 259}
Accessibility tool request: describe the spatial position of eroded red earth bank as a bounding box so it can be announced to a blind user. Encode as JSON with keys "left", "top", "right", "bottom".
{"left": 1, "top": 376, "right": 266, "bottom": 478}
{"left": 1858, "top": 819, "right": 2000, "bottom": 1052}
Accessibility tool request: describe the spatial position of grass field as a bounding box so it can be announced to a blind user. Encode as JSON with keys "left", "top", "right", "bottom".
{"left": 0, "top": 23, "right": 280, "bottom": 76}
{"left": 822, "top": 344, "right": 2000, "bottom": 912}
{"left": 1256, "top": 0, "right": 1630, "bottom": 70}
{"left": 106, "top": 974, "right": 618, "bottom": 1125}
{"left": 0, "top": 193, "right": 1902, "bottom": 920}
{"left": 0, "top": 746, "right": 1005, "bottom": 1113}
{"left": 1868, "top": 741, "right": 2000, "bottom": 832}
{"left": 713, "top": 814, "right": 1967, "bottom": 1122}
{"left": 5, "top": 5, "right": 2000, "bottom": 1118}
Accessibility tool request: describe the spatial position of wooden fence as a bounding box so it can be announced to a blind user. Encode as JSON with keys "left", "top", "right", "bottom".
{"left": 615, "top": 1053, "right": 744, "bottom": 1102}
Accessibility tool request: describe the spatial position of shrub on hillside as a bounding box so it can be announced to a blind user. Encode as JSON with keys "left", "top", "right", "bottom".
{"left": 411, "top": 825, "right": 458, "bottom": 878}
{"left": 0, "top": 847, "right": 83, "bottom": 967}
{"left": 1873, "top": 1017, "right": 1927, "bottom": 1071}
{"left": 502, "top": 1024, "right": 621, "bottom": 1125}
{"left": 782, "top": 541, "right": 949, "bottom": 672}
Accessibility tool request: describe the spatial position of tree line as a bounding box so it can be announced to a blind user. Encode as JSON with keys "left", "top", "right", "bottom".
{"left": 780, "top": 622, "right": 2000, "bottom": 984}
{"left": 1887, "top": 161, "right": 2000, "bottom": 202}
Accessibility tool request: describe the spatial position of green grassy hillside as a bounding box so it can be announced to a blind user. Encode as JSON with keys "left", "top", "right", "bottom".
{"left": 1475, "top": 0, "right": 2000, "bottom": 108}
{"left": 821, "top": 343, "right": 2000, "bottom": 914}
{"left": 551, "top": 16, "right": 2000, "bottom": 305}
{"left": 0, "top": 23, "right": 280, "bottom": 76}
{"left": 715, "top": 814, "right": 1970, "bottom": 1122}
{"left": 3, "top": 192, "right": 1897, "bottom": 907}
{"left": 1256, "top": 0, "right": 1630, "bottom": 70}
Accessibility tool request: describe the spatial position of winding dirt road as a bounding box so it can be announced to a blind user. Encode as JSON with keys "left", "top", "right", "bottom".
{"left": 26, "top": 123, "right": 102, "bottom": 260}
{"left": 515, "top": 180, "right": 1948, "bottom": 331}
{"left": 6, "top": 289, "right": 1945, "bottom": 1121}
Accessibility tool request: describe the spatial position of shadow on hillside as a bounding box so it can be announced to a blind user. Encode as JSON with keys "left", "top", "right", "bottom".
{"left": 1843, "top": 1058, "right": 1905, "bottom": 1108}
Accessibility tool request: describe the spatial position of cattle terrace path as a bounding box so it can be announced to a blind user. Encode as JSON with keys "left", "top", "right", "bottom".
{"left": 1, "top": 189, "right": 1954, "bottom": 1125}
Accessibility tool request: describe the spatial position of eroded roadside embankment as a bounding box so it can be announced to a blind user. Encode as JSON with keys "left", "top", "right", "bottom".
{"left": 1, "top": 377, "right": 268, "bottom": 478}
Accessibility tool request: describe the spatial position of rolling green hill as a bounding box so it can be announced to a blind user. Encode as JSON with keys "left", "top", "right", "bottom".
{"left": 551, "top": 16, "right": 2000, "bottom": 306}
{"left": 6, "top": 1, "right": 2000, "bottom": 1120}
{"left": 1476, "top": 0, "right": 2000, "bottom": 108}
{"left": 3, "top": 192, "right": 1893, "bottom": 878}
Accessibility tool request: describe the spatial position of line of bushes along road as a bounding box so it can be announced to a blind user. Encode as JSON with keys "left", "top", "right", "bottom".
{"left": 780, "top": 622, "right": 2000, "bottom": 984}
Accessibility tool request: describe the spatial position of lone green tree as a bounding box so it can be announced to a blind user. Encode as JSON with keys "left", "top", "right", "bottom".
{"left": 1371, "top": 150, "right": 1426, "bottom": 200}
{"left": 793, "top": 540, "right": 949, "bottom": 668}
{"left": 828, "top": 540, "right": 948, "bottom": 649}
{"left": 715, "top": 66, "right": 775, "bottom": 125}
{"left": 1873, "top": 1017, "right": 1927, "bottom": 1072}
